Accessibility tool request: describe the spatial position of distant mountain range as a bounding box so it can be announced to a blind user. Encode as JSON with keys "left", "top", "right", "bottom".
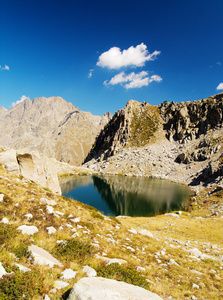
{"left": 0, "top": 97, "right": 112, "bottom": 165}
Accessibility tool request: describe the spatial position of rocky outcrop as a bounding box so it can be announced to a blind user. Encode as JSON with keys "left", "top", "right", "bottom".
{"left": 0, "top": 147, "right": 77, "bottom": 194}
{"left": 85, "top": 100, "right": 162, "bottom": 162}
{"left": 0, "top": 97, "right": 112, "bottom": 165}
{"left": 84, "top": 93, "right": 223, "bottom": 189}
{"left": 17, "top": 149, "right": 62, "bottom": 195}
{"left": 67, "top": 277, "right": 163, "bottom": 300}
{"left": 159, "top": 93, "right": 223, "bottom": 143}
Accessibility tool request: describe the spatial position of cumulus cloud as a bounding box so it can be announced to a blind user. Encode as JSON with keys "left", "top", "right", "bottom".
{"left": 88, "top": 69, "right": 94, "bottom": 78}
{"left": 104, "top": 71, "right": 162, "bottom": 89}
{"left": 0, "top": 65, "right": 10, "bottom": 71}
{"left": 216, "top": 82, "right": 223, "bottom": 90}
{"left": 12, "top": 95, "right": 28, "bottom": 107}
{"left": 97, "top": 43, "right": 160, "bottom": 69}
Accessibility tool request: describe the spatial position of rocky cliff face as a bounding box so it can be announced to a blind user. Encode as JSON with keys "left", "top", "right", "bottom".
{"left": 0, "top": 97, "right": 112, "bottom": 166}
{"left": 159, "top": 93, "right": 223, "bottom": 143}
{"left": 85, "top": 100, "right": 162, "bottom": 162}
{"left": 84, "top": 93, "right": 223, "bottom": 189}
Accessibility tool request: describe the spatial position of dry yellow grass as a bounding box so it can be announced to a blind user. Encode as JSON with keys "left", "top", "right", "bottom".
{"left": 0, "top": 165, "right": 222, "bottom": 299}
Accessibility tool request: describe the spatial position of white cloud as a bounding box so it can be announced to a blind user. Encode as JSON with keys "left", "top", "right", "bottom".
{"left": 88, "top": 69, "right": 94, "bottom": 78}
{"left": 97, "top": 43, "right": 160, "bottom": 69}
{"left": 216, "top": 82, "right": 223, "bottom": 90}
{"left": 12, "top": 95, "right": 28, "bottom": 107}
{"left": 0, "top": 65, "right": 9, "bottom": 71}
{"left": 104, "top": 71, "right": 162, "bottom": 89}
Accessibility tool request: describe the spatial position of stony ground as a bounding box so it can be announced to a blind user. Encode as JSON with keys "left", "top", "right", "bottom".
{"left": 0, "top": 164, "right": 222, "bottom": 299}
{"left": 83, "top": 127, "right": 223, "bottom": 193}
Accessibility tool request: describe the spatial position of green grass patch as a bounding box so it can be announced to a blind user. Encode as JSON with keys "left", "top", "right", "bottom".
{"left": 96, "top": 263, "right": 149, "bottom": 289}
{"left": 0, "top": 269, "right": 45, "bottom": 299}
{"left": 54, "top": 238, "right": 95, "bottom": 263}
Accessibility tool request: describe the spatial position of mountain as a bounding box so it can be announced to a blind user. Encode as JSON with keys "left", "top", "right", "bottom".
{"left": 84, "top": 93, "right": 223, "bottom": 190}
{"left": 0, "top": 97, "right": 112, "bottom": 165}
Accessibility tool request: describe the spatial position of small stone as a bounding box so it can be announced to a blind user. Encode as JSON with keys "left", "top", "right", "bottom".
{"left": 14, "top": 263, "right": 31, "bottom": 272}
{"left": 137, "top": 229, "right": 153, "bottom": 238}
{"left": 128, "top": 229, "right": 137, "bottom": 234}
{"left": 188, "top": 248, "right": 204, "bottom": 259}
{"left": 24, "top": 213, "right": 33, "bottom": 220}
{"left": 54, "top": 280, "right": 69, "bottom": 289}
{"left": 46, "top": 205, "right": 54, "bottom": 214}
{"left": 0, "top": 262, "right": 8, "bottom": 278}
{"left": 71, "top": 217, "right": 80, "bottom": 223}
{"left": 17, "top": 225, "right": 39, "bottom": 235}
{"left": 1, "top": 217, "right": 9, "bottom": 224}
{"left": 165, "top": 213, "right": 180, "bottom": 218}
{"left": 136, "top": 266, "right": 146, "bottom": 272}
{"left": 0, "top": 194, "right": 4, "bottom": 202}
{"left": 168, "top": 259, "right": 179, "bottom": 266}
{"left": 61, "top": 269, "right": 77, "bottom": 280}
{"left": 46, "top": 226, "right": 57, "bottom": 234}
{"left": 40, "top": 198, "right": 57, "bottom": 206}
{"left": 82, "top": 265, "right": 97, "bottom": 277}
{"left": 44, "top": 295, "right": 51, "bottom": 300}
{"left": 192, "top": 283, "right": 199, "bottom": 289}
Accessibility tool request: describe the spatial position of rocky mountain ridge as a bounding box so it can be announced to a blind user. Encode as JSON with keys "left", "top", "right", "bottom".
{"left": 0, "top": 96, "right": 112, "bottom": 166}
{"left": 84, "top": 93, "right": 223, "bottom": 190}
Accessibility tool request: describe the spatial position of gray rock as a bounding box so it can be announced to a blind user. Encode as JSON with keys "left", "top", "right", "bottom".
{"left": 54, "top": 280, "right": 69, "bottom": 289}
{"left": 17, "top": 225, "right": 39, "bottom": 235}
{"left": 82, "top": 265, "right": 97, "bottom": 277}
{"left": 1, "top": 217, "right": 9, "bottom": 224}
{"left": 165, "top": 213, "right": 180, "bottom": 218}
{"left": 61, "top": 269, "right": 77, "bottom": 280}
{"left": 0, "top": 262, "right": 9, "bottom": 278}
{"left": 67, "top": 277, "right": 163, "bottom": 300}
{"left": 28, "top": 244, "right": 63, "bottom": 268}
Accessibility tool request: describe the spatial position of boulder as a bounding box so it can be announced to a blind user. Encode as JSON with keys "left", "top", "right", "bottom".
{"left": 67, "top": 277, "right": 163, "bottom": 300}
{"left": 17, "top": 149, "right": 61, "bottom": 195}
{"left": 0, "top": 148, "right": 19, "bottom": 174}
{"left": 28, "top": 244, "right": 63, "bottom": 267}
{"left": 17, "top": 225, "right": 39, "bottom": 235}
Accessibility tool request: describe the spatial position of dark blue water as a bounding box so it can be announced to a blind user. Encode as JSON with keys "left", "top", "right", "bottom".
{"left": 60, "top": 175, "right": 191, "bottom": 217}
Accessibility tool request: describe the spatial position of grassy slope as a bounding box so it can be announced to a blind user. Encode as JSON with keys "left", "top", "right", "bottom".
{"left": 0, "top": 166, "right": 222, "bottom": 299}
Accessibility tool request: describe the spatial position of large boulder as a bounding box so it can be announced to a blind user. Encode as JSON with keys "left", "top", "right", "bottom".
{"left": 67, "top": 277, "right": 163, "bottom": 300}
{"left": 0, "top": 148, "right": 20, "bottom": 174}
{"left": 0, "top": 147, "right": 67, "bottom": 195}
{"left": 17, "top": 149, "right": 61, "bottom": 195}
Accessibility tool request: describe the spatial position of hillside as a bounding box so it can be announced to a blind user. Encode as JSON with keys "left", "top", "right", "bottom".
{"left": 0, "top": 97, "right": 112, "bottom": 166}
{"left": 0, "top": 163, "right": 222, "bottom": 299}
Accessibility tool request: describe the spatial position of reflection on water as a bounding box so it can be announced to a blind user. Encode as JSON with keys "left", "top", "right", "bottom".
{"left": 60, "top": 175, "right": 191, "bottom": 217}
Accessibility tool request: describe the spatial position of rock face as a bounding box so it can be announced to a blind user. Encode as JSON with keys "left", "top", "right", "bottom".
{"left": 67, "top": 277, "right": 163, "bottom": 300}
{"left": 84, "top": 93, "right": 223, "bottom": 189}
{"left": 85, "top": 100, "right": 162, "bottom": 162}
{"left": 0, "top": 97, "right": 112, "bottom": 166}
{"left": 0, "top": 147, "right": 76, "bottom": 194}
{"left": 159, "top": 93, "right": 223, "bottom": 143}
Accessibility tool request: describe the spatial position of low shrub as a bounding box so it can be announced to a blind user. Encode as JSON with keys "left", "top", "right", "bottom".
{"left": 91, "top": 211, "right": 104, "bottom": 220}
{"left": 0, "top": 223, "right": 17, "bottom": 245}
{"left": 96, "top": 263, "right": 149, "bottom": 289}
{"left": 54, "top": 238, "right": 95, "bottom": 262}
{"left": 0, "top": 269, "right": 45, "bottom": 299}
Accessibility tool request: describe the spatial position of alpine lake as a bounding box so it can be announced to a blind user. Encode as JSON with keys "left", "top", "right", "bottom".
{"left": 60, "top": 174, "right": 191, "bottom": 217}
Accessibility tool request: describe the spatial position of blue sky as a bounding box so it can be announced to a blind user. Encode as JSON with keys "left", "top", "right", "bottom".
{"left": 0, "top": 0, "right": 223, "bottom": 115}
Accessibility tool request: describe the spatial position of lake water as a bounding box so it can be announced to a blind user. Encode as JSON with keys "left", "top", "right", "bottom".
{"left": 60, "top": 175, "right": 191, "bottom": 217}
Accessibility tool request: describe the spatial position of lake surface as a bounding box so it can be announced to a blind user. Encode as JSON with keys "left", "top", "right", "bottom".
{"left": 60, "top": 175, "right": 191, "bottom": 217}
